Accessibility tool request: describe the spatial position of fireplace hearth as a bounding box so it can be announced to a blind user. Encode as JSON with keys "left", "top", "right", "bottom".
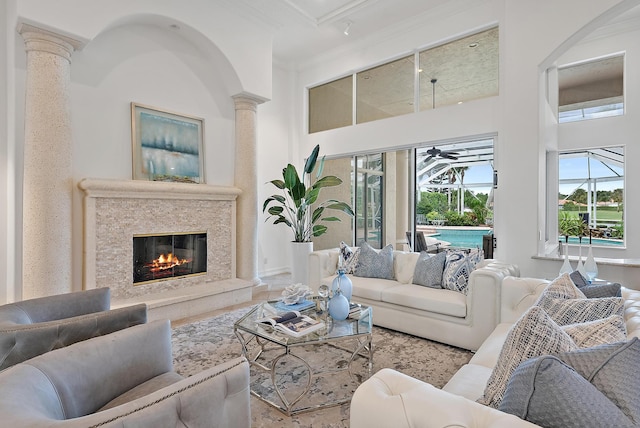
{"left": 133, "top": 232, "right": 207, "bottom": 284}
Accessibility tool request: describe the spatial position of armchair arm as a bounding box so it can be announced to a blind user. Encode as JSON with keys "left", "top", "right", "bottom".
{"left": 351, "top": 368, "right": 539, "bottom": 428}
{"left": 0, "top": 303, "right": 147, "bottom": 370}
{"left": 64, "top": 357, "right": 250, "bottom": 428}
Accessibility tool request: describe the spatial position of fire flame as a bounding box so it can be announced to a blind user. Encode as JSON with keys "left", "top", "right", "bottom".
{"left": 148, "top": 252, "right": 191, "bottom": 272}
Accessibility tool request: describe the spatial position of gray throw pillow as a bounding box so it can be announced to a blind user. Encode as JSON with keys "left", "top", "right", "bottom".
{"left": 569, "top": 270, "right": 589, "bottom": 287}
{"left": 500, "top": 355, "right": 635, "bottom": 428}
{"left": 581, "top": 282, "right": 623, "bottom": 298}
{"left": 569, "top": 270, "right": 622, "bottom": 298}
{"left": 500, "top": 338, "right": 640, "bottom": 428}
{"left": 354, "top": 242, "right": 394, "bottom": 280}
{"left": 412, "top": 251, "right": 446, "bottom": 288}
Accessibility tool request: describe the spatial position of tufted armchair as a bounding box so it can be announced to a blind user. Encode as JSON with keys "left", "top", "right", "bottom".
{"left": 0, "top": 287, "right": 147, "bottom": 370}
{"left": 0, "top": 320, "right": 251, "bottom": 427}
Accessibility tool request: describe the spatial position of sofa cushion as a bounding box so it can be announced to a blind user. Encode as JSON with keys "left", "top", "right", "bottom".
{"left": 339, "top": 241, "right": 360, "bottom": 274}
{"left": 348, "top": 276, "right": 398, "bottom": 301}
{"left": 442, "top": 249, "right": 483, "bottom": 295}
{"left": 478, "top": 306, "right": 578, "bottom": 408}
{"left": 394, "top": 252, "right": 420, "bottom": 284}
{"left": 412, "top": 251, "right": 446, "bottom": 288}
{"left": 354, "top": 242, "right": 394, "bottom": 280}
{"left": 500, "top": 338, "right": 640, "bottom": 428}
{"left": 562, "top": 315, "right": 627, "bottom": 348}
{"left": 98, "top": 371, "right": 185, "bottom": 411}
{"left": 442, "top": 363, "right": 493, "bottom": 402}
{"left": 537, "top": 296, "right": 624, "bottom": 326}
{"left": 381, "top": 284, "right": 466, "bottom": 317}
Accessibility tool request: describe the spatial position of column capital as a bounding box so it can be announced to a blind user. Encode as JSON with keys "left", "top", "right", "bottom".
{"left": 233, "top": 92, "right": 268, "bottom": 112}
{"left": 18, "top": 22, "right": 85, "bottom": 62}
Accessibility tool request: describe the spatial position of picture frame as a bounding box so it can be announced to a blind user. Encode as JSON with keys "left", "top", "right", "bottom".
{"left": 131, "top": 102, "right": 205, "bottom": 183}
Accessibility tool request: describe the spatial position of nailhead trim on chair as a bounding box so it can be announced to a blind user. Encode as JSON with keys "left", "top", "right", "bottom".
{"left": 89, "top": 358, "right": 247, "bottom": 427}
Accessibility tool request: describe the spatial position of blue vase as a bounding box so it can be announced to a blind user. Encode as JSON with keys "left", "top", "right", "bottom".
{"left": 328, "top": 290, "right": 350, "bottom": 320}
{"left": 331, "top": 270, "right": 352, "bottom": 302}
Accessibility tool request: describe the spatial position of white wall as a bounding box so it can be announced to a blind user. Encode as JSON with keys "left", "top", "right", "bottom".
{"left": 3, "top": 1, "right": 276, "bottom": 300}
{"left": 257, "top": 64, "right": 296, "bottom": 276}
{"left": 289, "top": 0, "right": 640, "bottom": 286}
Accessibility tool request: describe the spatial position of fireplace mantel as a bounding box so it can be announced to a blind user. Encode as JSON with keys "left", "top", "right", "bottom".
{"left": 78, "top": 178, "right": 242, "bottom": 201}
{"left": 78, "top": 178, "right": 251, "bottom": 321}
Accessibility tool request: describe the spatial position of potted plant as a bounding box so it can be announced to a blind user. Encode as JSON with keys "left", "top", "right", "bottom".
{"left": 263, "top": 145, "right": 354, "bottom": 283}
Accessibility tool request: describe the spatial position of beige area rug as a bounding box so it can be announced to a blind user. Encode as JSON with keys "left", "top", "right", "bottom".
{"left": 171, "top": 306, "right": 472, "bottom": 427}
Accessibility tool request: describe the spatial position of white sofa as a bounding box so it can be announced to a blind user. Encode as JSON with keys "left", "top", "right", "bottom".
{"left": 308, "top": 248, "right": 519, "bottom": 351}
{"left": 350, "top": 276, "right": 640, "bottom": 428}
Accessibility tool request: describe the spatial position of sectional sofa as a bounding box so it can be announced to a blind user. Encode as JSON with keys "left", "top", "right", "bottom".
{"left": 350, "top": 275, "right": 640, "bottom": 427}
{"left": 308, "top": 247, "right": 519, "bottom": 351}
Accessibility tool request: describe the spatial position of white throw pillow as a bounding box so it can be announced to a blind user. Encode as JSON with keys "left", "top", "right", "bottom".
{"left": 538, "top": 296, "right": 625, "bottom": 326}
{"left": 535, "top": 273, "right": 586, "bottom": 303}
{"left": 562, "top": 315, "right": 627, "bottom": 348}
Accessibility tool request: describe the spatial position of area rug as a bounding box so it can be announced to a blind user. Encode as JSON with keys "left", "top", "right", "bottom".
{"left": 171, "top": 306, "right": 473, "bottom": 427}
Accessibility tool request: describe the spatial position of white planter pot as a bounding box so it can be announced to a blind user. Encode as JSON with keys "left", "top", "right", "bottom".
{"left": 291, "top": 241, "right": 313, "bottom": 285}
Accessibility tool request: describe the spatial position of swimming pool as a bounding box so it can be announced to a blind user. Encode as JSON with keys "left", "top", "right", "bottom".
{"left": 427, "top": 228, "right": 492, "bottom": 249}
{"left": 561, "top": 236, "right": 624, "bottom": 247}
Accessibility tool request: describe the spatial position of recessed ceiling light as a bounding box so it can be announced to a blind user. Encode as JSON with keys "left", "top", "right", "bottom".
{"left": 468, "top": 42, "right": 479, "bottom": 48}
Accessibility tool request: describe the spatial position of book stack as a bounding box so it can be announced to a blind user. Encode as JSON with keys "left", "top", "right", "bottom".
{"left": 348, "top": 303, "right": 362, "bottom": 319}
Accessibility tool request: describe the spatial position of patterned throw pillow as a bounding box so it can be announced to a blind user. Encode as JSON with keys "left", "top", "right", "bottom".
{"left": 562, "top": 315, "right": 627, "bottom": 348}
{"left": 500, "top": 339, "right": 640, "bottom": 428}
{"left": 478, "top": 306, "right": 578, "bottom": 409}
{"left": 353, "top": 242, "right": 394, "bottom": 280}
{"left": 338, "top": 241, "right": 360, "bottom": 274}
{"left": 442, "top": 249, "right": 483, "bottom": 295}
{"left": 412, "top": 251, "right": 446, "bottom": 288}
{"left": 537, "top": 296, "right": 625, "bottom": 326}
{"left": 535, "top": 273, "right": 586, "bottom": 303}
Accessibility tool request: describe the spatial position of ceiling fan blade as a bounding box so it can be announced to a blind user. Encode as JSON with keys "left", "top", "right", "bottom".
{"left": 441, "top": 153, "right": 458, "bottom": 160}
{"left": 424, "top": 155, "right": 434, "bottom": 162}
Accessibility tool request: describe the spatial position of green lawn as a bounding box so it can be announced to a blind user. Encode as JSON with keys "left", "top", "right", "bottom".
{"left": 561, "top": 209, "right": 622, "bottom": 224}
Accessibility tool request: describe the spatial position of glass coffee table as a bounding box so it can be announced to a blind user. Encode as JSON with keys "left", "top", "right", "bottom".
{"left": 234, "top": 298, "right": 373, "bottom": 416}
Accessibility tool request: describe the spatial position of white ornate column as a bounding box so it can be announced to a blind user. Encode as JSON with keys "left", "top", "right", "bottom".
{"left": 233, "top": 94, "right": 264, "bottom": 286}
{"left": 19, "top": 24, "right": 83, "bottom": 298}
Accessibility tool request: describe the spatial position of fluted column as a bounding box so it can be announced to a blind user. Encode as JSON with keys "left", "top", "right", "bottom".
{"left": 233, "top": 94, "right": 264, "bottom": 286}
{"left": 19, "top": 25, "right": 83, "bottom": 298}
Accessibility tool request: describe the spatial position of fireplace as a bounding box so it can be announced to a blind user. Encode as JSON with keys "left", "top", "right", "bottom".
{"left": 133, "top": 232, "right": 207, "bottom": 284}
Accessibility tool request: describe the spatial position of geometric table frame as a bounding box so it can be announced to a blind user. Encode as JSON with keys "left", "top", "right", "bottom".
{"left": 233, "top": 299, "right": 373, "bottom": 416}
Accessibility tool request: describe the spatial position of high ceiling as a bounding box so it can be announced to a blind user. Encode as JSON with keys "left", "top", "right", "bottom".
{"left": 224, "top": 0, "right": 456, "bottom": 65}
{"left": 222, "top": 0, "right": 640, "bottom": 67}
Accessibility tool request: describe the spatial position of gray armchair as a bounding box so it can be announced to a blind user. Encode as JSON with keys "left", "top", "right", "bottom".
{"left": 0, "top": 287, "right": 147, "bottom": 370}
{"left": 0, "top": 320, "right": 251, "bottom": 427}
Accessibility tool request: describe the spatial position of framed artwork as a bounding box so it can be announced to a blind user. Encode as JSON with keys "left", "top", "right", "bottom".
{"left": 131, "top": 103, "right": 205, "bottom": 183}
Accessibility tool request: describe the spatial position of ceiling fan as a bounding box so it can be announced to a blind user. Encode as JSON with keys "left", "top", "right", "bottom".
{"left": 425, "top": 146, "right": 459, "bottom": 161}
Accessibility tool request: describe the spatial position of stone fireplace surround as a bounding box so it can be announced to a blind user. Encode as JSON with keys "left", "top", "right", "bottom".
{"left": 78, "top": 178, "right": 253, "bottom": 321}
